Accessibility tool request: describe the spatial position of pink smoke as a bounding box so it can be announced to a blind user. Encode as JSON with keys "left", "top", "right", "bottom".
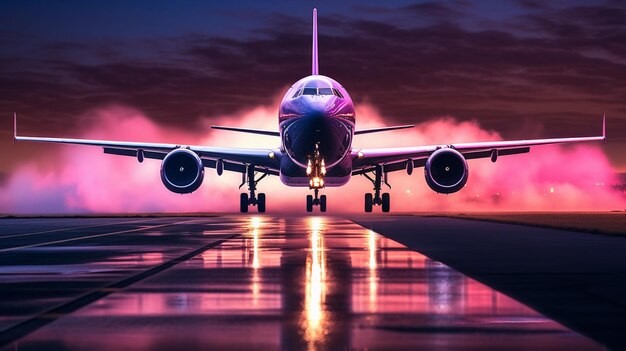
{"left": 1, "top": 102, "right": 623, "bottom": 214}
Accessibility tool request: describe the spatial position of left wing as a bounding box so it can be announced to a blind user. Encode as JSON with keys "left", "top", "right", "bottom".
{"left": 13, "top": 113, "right": 281, "bottom": 175}
{"left": 352, "top": 116, "right": 606, "bottom": 174}
{"left": 210, "top": 125, "right": 280, "bottom": 137}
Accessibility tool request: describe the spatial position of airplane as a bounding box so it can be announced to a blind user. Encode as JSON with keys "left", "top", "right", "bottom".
{"left": 13, "top": 8, "right": 606, "bottom": 213}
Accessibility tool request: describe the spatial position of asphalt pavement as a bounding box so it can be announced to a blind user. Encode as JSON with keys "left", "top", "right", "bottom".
{"left": 0, "top": 215, "right": 607, "bottom": 350}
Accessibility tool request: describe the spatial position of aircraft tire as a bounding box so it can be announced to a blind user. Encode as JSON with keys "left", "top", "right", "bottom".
{"left": 382, "top": 192, "right": 390, "bottom": 213}
{"left": 258, "top": 193, "right": 266, "bottom": 213}
{"left": 306, "top": 195, "right": 314, "bottom": 212}
{"left": 320, "top": 195, "right": 327, "bottom": 212}
{"left": 365, "top": 193, "right": 373, "bottom": 213}
{"left": 240, "top": 193, "right": 249, "bottom": 213}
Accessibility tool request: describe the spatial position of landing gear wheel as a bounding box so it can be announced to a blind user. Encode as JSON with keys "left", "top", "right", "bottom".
{"left": 382, "top": 192, "right": 390, "bottom": 213}
{"left": 320, "top": 195, "right": 327, "bottom": 212}
{"left": 240, "top": 193, "right": 249, "bottom": 213}
{"left": 257, "top": 193, "right": 266, "bottom": 213}
{"left": 365, "top": 193, "right": 373, "bottom": 213}
{"left": 306, "top": 195, "right": 314, "bottom": 213}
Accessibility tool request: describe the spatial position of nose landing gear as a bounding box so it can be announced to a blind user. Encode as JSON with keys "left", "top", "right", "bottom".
{"left": 363, "top": 165, "right": 391, "bottom": 213}
{"left": 306, "top": 189, "right": 327, "bottom": 213}
{"left": 305, "top": 144, "right": 327, "bottom": 213}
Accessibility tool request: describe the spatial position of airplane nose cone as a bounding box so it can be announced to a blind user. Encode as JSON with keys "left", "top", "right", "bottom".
{"left": 283, "top": 103, "right": 351, "bottom": 168}
{"left": 305, "top": 96, "right": 335, "bottom": 116}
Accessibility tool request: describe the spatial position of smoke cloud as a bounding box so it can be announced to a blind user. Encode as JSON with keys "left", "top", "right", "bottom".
{"left": 1, "top": 101, "right": 623, "bottom": 214}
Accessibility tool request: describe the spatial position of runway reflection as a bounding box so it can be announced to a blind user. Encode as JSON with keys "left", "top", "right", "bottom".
{"left": 12, "top": 216, "right": 600, "bottom": 350}
{"left": 250, "top": 216, "right": 262, "bottom": 304}
{"left": 368, "top": 229, "right": 378, "bottom": 311}
{"left": 302, "top": 217, "right": 328, "bottom": 347}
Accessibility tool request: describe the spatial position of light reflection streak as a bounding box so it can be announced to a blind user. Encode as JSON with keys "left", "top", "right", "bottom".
{"left": 140, "top": 252, "right": 164, "bottom": 265}
{"left": 251, "top": 217, "right": 261, "bottom": 269}
{"left": 302, "top": 217, "right": 328, "bottom": 349}
{"left": 427, "top": 261, "right": 457, "bottom": 314}
{"left": 368, "top": 230, "right": 378, "bottom": 311}
{"left": 250, "top": 217, "right": 262, "bottom": 304}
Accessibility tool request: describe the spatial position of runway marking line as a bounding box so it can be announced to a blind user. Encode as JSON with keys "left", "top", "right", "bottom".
{"left": 0, "top": 218, "right": 157, "bottom": 240}
{"left": 0, "top": 229, "right": 240, "bottom": 347}
{"left": 0, "top": 219, "right": 204, "bottom": 253}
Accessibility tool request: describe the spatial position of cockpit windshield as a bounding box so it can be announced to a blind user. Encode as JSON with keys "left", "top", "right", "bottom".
{"left": 318, "top": 88, "right": 333, "bottom": 95}
{"left": 296, "top": 87, "right": 343, "bottom": 97}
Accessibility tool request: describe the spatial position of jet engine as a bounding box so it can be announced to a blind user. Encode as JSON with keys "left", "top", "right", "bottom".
{"left": 160, "top": 148, "right": 204, "bottom": 194}
{"left": 424, "top": 148, "right": 468, "bottom": 194}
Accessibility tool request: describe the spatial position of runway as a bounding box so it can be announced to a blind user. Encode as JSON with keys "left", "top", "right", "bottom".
{"left": 0, "top": 215, "right": 607, "bottom": 350}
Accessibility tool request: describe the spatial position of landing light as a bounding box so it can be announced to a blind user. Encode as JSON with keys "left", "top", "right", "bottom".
{"left": 310, "top": 177, "right": 324, "bottom": 188}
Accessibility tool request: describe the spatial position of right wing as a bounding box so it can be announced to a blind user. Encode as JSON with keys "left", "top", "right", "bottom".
{"left": 14, "top": 114, "right": 281, "bottom": 175}
{"left": 354, "top": 125, "right": 414, "bottom": 135}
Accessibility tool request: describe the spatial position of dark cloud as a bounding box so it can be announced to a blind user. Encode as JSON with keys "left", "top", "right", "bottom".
{"left": 520, "top": 4, "right": 626, "bottom": 58}
{"left": 401, "top": 1, "right": 466, "bottom": 18}
{"left": 1, "top": 1, "right": 625, "bottom": 174}
{"left": 514, "top": 0, "right": 550, "bottom": 10}
{"left": 354, "top": 0, "right": 468, "bottom": 19}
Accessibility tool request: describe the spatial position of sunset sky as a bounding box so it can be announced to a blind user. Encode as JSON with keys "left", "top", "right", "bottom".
{"left": 1, "top": 0, "right": 625, "bottom": 212}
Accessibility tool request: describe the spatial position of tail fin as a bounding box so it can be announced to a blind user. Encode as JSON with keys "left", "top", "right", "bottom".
{"left": 312, "top": 8, "right": 318, "bottom": 75}
{"left": 13, "top": 112, "right": 17, "bottom": 143}
{"left": 602, "top": 113, "right": 606, "bottom": 143}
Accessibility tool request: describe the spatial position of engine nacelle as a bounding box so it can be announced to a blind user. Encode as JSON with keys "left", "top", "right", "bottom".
{"left": 160, "top": 149, "right": 204, "bottom": 194}
{"left": 424, "top": 148, "right": 468, "bottom": 194}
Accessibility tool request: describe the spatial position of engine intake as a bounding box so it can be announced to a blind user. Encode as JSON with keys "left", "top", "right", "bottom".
{"left": 424, "top": 148, "right": 468, "bottom": 194}
{"left": 160, "top": 149, "right": 204, "bottom": 194}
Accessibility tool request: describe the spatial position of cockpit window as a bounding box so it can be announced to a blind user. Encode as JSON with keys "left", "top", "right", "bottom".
{"left": 303, "top": 87, "right": 318, "bottom": 95}
{"left": 301, "top": 87, "right": 342, "bottom": 96}
{"left": 292, "top": 89, "right": 301, "bottom": 98}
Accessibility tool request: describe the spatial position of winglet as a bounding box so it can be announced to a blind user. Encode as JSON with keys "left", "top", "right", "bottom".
{"left": 13, "top": 112, "right": 17, "bottom": 143}
{"left": 312, "top": 8, "right": 319, "bottom": 75}
{"left": 602, "top": 113, "right": 606, "bottom": 143}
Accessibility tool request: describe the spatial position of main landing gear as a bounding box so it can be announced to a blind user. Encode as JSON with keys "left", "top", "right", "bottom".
{"left": 240, "top": 165, "right": 267, "bottom": 213}
{"left": 306, "top": 189, "right": 327, "bottom": 213}
{"left": 363, "top": 165, "right": 391, "bottom": 213}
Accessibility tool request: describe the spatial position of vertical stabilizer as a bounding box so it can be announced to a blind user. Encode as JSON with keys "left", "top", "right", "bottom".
{"left": 312, "top": 8, "right": 318, "bottom": 75}
{"left": 603, "top": 113, "right": 606, "bottom": 143}
{"left": 13, "top": 112, "right": 17, "bottom": 143}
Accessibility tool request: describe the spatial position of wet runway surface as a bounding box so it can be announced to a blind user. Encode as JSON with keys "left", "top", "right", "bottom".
{"left": 0, "top": 216, "right": 603, "bottom": 350}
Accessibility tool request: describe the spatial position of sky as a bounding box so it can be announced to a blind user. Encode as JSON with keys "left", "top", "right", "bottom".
{"left": 0, "top": 0, "right": 625, "bottom": 212}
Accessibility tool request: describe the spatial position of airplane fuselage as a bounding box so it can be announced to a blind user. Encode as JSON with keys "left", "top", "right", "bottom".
{"left": 278, "top": 75, "right": 355, "bottom": 187}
